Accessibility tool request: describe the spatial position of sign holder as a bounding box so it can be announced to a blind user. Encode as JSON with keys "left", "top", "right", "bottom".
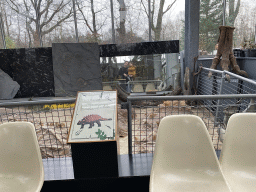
{"left": 68, "top": 90, "right": 119, "bottom": 179}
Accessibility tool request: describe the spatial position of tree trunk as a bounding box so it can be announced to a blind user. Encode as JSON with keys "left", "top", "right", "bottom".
{"left": 26, "top": 21, "right": 32, "bottom": 48}
{"left": 228, "top": 0, "right": 240, "bottom": 26}
{"left": 153, "top": 0, "right": 165, "bottom": 41}
{"left": 7, "top": 0, "right": 72, "bottom": 47}
{"left": 209, "top": 26, "right": 248, "bottom": 81}
{"left": 150, "top": 0, "right": 176, "bottom": 41}
{"left": 33, "top": 30, "right": 40, "bottom": 47}
{"left": 3, "top": 11, "right": 9, "bottom": 37}
{"left": 118, "top": 0, "right": 126, "bottom": 43}
{"left": 91, "top": 0, "right": 98, "bottom": 41}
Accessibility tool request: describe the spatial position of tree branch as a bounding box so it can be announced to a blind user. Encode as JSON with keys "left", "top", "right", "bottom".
{"left": 163, "top": 0, "right": 177, "bottom": 15}
{"left": 40, "top": 0, "right": 53, "bottom": 16}
{"left": 98, "top": 16, "right": 108, "bottom": 31}
{"left": 234, "top": 0, "right": 240, "bottom": 18}
{"left": 41, "top": 9, "right": 72, "bottom": 36}
{"left": 91, "top": 0, "right": 97, "bottom": 33}
{"left": 151, "top": 0, "right": 155, "bottom": 29}
{"left": 30, "top": 0, "right": 36, "bottom": 10}
{"left": 76, "top": 0, "right": 94, "bottom": 33}
{"left": 7, "top": 0, "right": 35, "bottom": 20}
{"left": 140, "top": 0, "right": 148, "bottom": 17}
{"left": 41, "top": 1, "right": 69, "bottom": 28}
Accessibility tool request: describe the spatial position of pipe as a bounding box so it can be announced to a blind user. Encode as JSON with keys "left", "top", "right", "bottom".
{"left": 223, "top": 0, "right": 226, "bottom": 26}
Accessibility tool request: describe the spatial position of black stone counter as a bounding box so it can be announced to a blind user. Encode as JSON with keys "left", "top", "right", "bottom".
{"left": 0, "top": 48, "right": 54, "bottom": 98}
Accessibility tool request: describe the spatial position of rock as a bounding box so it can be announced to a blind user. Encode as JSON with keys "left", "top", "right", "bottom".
{"left": 0, "top": 69, "right": 20, "bottom": 99}
{"left": 52, "top": 43, "right": 102, "bottom": 97}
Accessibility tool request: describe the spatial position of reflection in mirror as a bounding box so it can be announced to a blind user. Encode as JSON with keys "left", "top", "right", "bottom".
{"left": 101, "top": 53, "right": 180, "bottom": 93}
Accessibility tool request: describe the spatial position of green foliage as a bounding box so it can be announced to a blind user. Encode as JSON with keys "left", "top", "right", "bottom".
{"left": 5, "top": 36, "right": 16, "bottom": 49}
{"left": 95, "top": 129, "right": 107, "bottom": 140}
{"left": 199, "top": 0, "right": 241, "bottom": 53}
{"left": 200, "top": 0, "right": 223, "bottom": 53}
{"left": 179, "top": 20, "right": 185, "bottom": 51}
{"left": 226, "top": 0, "right": 241, "bottom": 27}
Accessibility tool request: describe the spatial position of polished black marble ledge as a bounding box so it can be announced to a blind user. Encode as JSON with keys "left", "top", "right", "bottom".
{"left": 42, "top": 151, "right": 221, "bottom": 180}
{"left": 0, "top": 48, "right": 54, "bottom": 98}
{"left": 118, "top": 153, "right": 153, "bottom": 177}
{"left": 100, "top": 40, "right": 179, "bottom": 57}
{"left": 42, "top": 175, "right": 150, "bottom": 192}
{"left": 42, "top": 153, "right": 153, "bottom": 181}
{"left": 0, "top": 41, "right": 179, "bottom": 99}
{"left": 41, "top": 151, "right": 221, "bottom": 191}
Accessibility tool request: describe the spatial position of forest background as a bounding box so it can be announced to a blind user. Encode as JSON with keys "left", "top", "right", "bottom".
{"left": 1, "top": 0, "right": 255, "bottom": 54}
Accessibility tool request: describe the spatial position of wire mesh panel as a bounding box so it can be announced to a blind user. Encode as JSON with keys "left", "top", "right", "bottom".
{"left": 127, "top": 94, "right": 256, "bottom": 154}
{"left": 197, "top": 69, "right": 223, "bottom": 96}
{"left": 197, "top": 67, "right": 256, "bottom": 123}
{"left": 197, "top": 68, "right": 256, "bottom": 95}
{"left": 0, "top": 100, "right": 75, "bottom": 159}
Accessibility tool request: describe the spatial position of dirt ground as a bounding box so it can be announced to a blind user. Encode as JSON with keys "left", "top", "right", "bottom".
{"left": 118, "top": 100, "right": 221, "bottom": 154}
{"left": 0, "top": 101, "right": 221, "bottom": 157}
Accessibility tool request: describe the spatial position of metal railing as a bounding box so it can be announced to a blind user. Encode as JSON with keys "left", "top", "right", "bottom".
{"left": 126, "top": 94, "right": 256, "bottom": 155}
{"left": 128, "top": 80, "right": 163, "bottom": 92}
{"left": 103, "top": 80, "right": 163, "bottom": 93}
{"left": 2, "top": 68, "right": 256, "bottom": 157}
{"left": 197, "top": 67, "right": 256, "bottom": 95}
{"left": 197, "top": 67, "right": 256, "bottom": 123}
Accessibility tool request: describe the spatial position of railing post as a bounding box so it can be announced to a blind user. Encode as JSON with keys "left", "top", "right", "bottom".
{"left": 215, "top": 72, "right": 225, "bottom": 123}
{"left": 121, "top": 100, "right": 133, "bottom": 155}
{"left": 127, "top": 100, "right": 133, "bottom": 155}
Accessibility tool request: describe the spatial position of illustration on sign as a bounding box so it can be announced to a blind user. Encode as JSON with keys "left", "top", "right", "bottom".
{"left": 67, "top": 91, "right": 117, "bottom": 143}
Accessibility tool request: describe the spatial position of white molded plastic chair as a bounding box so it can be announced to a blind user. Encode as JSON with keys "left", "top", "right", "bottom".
{"left": 0, "top": 122, "right": 44, "bottom": 192}
{"left": 150, "top": 115, "right": 231, "bottom": 192}
{"left": 145, "top": 83, "right": 155, "bottom": 92}
{"left": 103, "top": 85, "right": 113, "bottom": 90}
{"left": 133, "top": 83, "right": 144, "bottom": 92}
{"left": 219, "top": 113, "right": 256, "bottom": 192}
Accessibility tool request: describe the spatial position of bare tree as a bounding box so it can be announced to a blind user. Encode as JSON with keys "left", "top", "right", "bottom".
{"left": 233, "top": 3, "right": 256, "bottom": 48}
{"left": 141, "top": 0, "right": 177, "bottom": 41}
{"left": 75, "top": 0, "right": 108, "bottom": 42}
{"left": 7, "top": 0, "right": 73, "bottom": 47}
{"left": 0, "top": 1, "right": 11, "bottom": 38}
{"left": 161, "top": 11, "right": 184, "bottom": 41}
{"left": 117, "top": 0, "right": 126, "bottom": 43}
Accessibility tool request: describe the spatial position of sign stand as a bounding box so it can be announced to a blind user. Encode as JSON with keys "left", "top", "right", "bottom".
{"left": 68, "top": 91, "right": 119, "bottom": 179}
{"left": 71, "top": 141, "right": 118, "bottom": 179}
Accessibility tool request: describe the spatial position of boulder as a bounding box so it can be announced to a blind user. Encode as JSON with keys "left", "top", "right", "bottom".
{"left": 0, "top": 69, "right": 20, "bottom": 99}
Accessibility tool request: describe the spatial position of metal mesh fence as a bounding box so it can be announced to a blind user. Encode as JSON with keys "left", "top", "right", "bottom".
{"left": 103, "top": 80, "right": 163, "bottom": 93}
{"left": 196, "top": 67, "right": 256, "bottom": 124}
{"left": 127, "top": 94, "right": 256, "bottom": 154}
{"left": 197, "top": 67, "right": 256, "bottom": 96}
{"left": 0, "top": 99, "right": 76, "bottom": 159}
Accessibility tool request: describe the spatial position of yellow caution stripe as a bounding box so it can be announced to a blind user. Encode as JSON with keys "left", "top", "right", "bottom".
{"left": 43, "top": 103, "right": 75, "bottom": 109}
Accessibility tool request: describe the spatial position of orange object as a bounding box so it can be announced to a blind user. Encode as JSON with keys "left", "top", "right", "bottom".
{"left": 128, "top": 66, "right": 136, "bottom": 77}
